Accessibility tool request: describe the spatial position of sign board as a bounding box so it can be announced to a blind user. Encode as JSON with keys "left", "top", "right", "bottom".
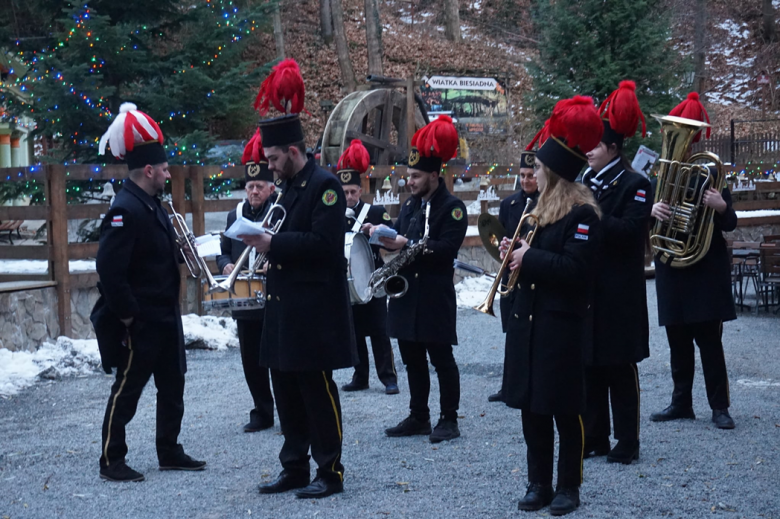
{"left": 757, "top": 75, "right": 770, "bottom": 85}
{"left": 420, "top": 76, "right": 508, "bottom": 135}
{"left": 632, "top": 145, "right": 660, "bottom": 177}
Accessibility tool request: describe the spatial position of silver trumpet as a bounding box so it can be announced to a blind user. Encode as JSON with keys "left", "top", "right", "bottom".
{"left": 368, "top": 201, "right": 431, "bottom": 299}
{"left": 168, "top": 201, "right": 222, "bottom": 294}
{"left": 219, "top": 192, "right": 287, "bottom": 294}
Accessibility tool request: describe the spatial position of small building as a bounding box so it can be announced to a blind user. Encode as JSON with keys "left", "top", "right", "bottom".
{"left": 0, "top": 50, "right": 36, "bottom": 167}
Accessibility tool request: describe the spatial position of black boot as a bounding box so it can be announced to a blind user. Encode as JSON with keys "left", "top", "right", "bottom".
{"left": 650, "top": 404, "right": 695, "bottom": 422}
{"left": 100, "top": 461, "right": 145, "bottom": 482}
{"left": 607, "top": 440, "right": 640, "bottom": 464}
{"left": 158, "top": 452, "right": 206, "bottom": 471}
{"left": 384, "top": 382, "right": 400, "bottom": 395}
{"left": 583, "top": 437, "right": 610, "bottom": 459}
{"left": 517, "top": 483, "right": 554, "bottom": 511}
{"left": 342, "top": 377, "right": 369, "bottom": 392}
{"left": 429, "top": 419, "right": 460, "bottom": 443}
{"left": 712, "top": 409, "right": 735, "bottom": 429}
{"left": 385, "top": 415, "right": 432, "bottom": 437}
{"left": 294, "top": 477, "right": 344, "bottom": 499}
{"left": 488, "top": 389, "right": 503, "bottom": 403}
{"left": 550, "top": 487, "right": 580, "bottom": 516}
{"left": 258, "top": 470, "right": 310, "bottom": 494}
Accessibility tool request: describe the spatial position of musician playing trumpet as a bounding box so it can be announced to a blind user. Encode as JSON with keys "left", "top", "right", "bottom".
{"left": 502, "top": 97, "right": 602, "bottom": 516}
{"left": 365, "top": 116, "right": 467, "bottom": 443}
{"left": 216, "top": 129, "right": 276, "bottom": 433}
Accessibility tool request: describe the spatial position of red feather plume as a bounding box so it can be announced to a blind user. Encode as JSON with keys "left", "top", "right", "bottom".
{"left": 241, "top": 129, "right": 266, "bottom": 165}
{"left": 548, "top": 96, "right": 603, "bottom": 153}
{"left": 526, "top": 119, "right": 551, "bottom": 150}
{"left": 599, "top": 80, "right": 646, "bottom": 138}
{"left": 669, "top": 92, "right": 711, "bottom": 142}
{"left": 337, "top": 139, "right": 370, "bottom": 173}
{"left": 411, "top": 115, "right": 459, "bottom": 162}
{"left": 253, "top": 59, "right": 306, "bottom": 115}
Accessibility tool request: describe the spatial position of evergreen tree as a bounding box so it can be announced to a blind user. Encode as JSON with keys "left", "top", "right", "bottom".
{"left": 526, "top": 0, "right": 684, "bottom": 156}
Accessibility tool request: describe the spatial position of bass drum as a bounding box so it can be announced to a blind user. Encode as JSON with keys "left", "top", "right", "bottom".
{"left": 345, "top": 232, "right": 375, "bottom": 304}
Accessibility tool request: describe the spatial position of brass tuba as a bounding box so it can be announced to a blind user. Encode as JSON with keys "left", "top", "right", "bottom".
{"left": 650, "top": 114, "right": 725, "bottom": 268}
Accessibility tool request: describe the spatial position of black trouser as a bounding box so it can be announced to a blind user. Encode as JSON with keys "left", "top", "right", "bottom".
{"left": 584, "top": 364, "right": 640, "bottom": 443}
{"left": 236, "top": 319, "right": 274, "bottom": 426}
{"left": 352, "top": 334, "right": 397, "bottom": 386}
{"left": 100, "top": 318, "right": 185, "bottom": 468}
{"left": 397, "top": 340, "right": 460, "bottom": 421}
{"left": 270, "top": 369, "right": 344, "bottom": 483}
{"left": 665, "top": 320, "right": 731, "bottom": 410}
{"left": 522, "top": 411, "right": 584, "bottom": 489}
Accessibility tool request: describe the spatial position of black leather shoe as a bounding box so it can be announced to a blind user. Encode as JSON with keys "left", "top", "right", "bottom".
{"left": 429, "top": 419, "right": 460, "bottom": 443}
{"left": 342, "top": 379, "right": 369, "bottom": 392}
{"left": 385, "top": 415, "right": 432, "bottom": 437}
{"left": 650, "top": 404, "right": 696, "bottom": 422}
{"left": 550, "top": 487, "right": 580, "bottom": 516}
{"left": 583, "top": 437, "right": 610, "bottom": 459}
{"left": 294, "top": 477, "right": 343, "bottom": 499}
{"left": 712, "top": 409, "right": 735, "bottom": 429}
{"left": 258, "top": 471, "right": 310, "bottom": 494}
{"left": 607, "top": 440, "right": 639, "bottom": 464}
{"left": 244, "top": 420, "right": 274, "bottom": 433}
{"left": 100, "top": 461, "right": 145, "bottom": 482}
{"left": 488, "top": 390, "right": 503, "bottom": 403}
{"left": 384, "top": 383, "right": 400, "bottom": 395}
{"left": 159, "top": 453, "right": 206, "bottom": 471}
{"left": 517, "top": 483, "right": 554, "bottom": 511}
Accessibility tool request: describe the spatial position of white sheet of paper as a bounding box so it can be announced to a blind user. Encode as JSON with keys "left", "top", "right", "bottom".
{"left": 194, "top": 235, "right": 222, "bottom": 258}
{"left": 224, "top": 216, "right": 267, "bottom": 241}
{"left": 369, "top": 226, "right": 398, "bottom": 245}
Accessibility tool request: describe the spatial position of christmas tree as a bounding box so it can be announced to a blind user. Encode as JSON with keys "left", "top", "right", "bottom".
{"left": 525, "top": 0, "right": 683, "bottom": 157}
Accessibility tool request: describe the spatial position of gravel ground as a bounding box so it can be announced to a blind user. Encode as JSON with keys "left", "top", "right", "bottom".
{"left": 1, "top": 280, "right": 779, "bottom": 519}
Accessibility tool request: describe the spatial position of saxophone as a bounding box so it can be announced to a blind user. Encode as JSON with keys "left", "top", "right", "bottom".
{"left": 368, "top": 201, "right": 431, "bottom": 299}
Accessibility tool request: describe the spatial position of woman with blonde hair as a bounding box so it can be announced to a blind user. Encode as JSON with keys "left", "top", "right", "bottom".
{"left": 501, "top": 96, "right": 603, "bottom": 516}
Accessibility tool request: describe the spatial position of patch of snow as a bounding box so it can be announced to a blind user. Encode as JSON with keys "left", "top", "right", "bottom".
{"left": 715, "top": 19, "right": 750, "bottom": 40}
{"left": 736, "top": 209, "right": 780, "bottom": 219}
{"left": 0, "top": 259, "right": 96, "bottom": 274}
{"left": 737, "top": 378, "right": 780, "bottom": 388}
{"left": 455, "top": 275, "right": 494, "bottom": 308}
{"left": 466, "top": 199, "right": 500, "bottom": 215}
{"left": 0, "top": 315, "right": 239, "bottom": 396}
{"left": 466, "top": 225, "right": 479, "bottom": 237}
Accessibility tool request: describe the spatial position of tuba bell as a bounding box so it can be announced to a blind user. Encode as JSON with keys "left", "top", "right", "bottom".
{"left": 649, "top": 114, "right": 725, "bottom": 268}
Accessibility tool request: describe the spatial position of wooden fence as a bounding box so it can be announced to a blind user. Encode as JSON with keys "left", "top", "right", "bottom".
{"left": 0, "top": 163, "right": 517, "bottom": 337}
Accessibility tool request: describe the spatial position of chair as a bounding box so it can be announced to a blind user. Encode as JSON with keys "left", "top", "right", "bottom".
{"left": 0, "top": 220, "right": 23, "bottom": 245}
{"left": 757, "top": 244, "right": 780, "bottom": 313}
{"left": 732, "top": 242, "right": 762, "bottom": 307}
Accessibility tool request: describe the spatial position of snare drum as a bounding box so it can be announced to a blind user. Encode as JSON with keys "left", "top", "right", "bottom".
{"left": 202, "top": 274, "right": 266, "bottom": 311}
{"left": 345, "top": 232, "right": 375, "bottom": 304}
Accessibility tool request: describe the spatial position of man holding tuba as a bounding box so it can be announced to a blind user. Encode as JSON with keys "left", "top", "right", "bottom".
{"left": 366, "top": 116, "right": 468, "bottom": 444}
{"left": 216, "top": 129, "right": 276, "bottom": 433}
{"left": 649, "top": 93, "right": 738, "bottom": 430}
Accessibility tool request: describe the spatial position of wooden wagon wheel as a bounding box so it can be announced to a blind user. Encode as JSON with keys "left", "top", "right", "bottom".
{"left": 319, "top": 89, "right": 427, "bottom": 168}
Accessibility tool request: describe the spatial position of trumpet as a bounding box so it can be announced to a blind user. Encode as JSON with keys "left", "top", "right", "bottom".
{"left": 219, "top": 192, "right": 287, "bottom": 294}
{"left": 474, "top": 198, "right": 538, "bottom": 316}
{"left": 168, "top": 201, "right": 222, "bottom": 294}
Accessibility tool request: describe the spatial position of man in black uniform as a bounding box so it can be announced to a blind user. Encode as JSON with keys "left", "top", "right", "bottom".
{"left": 240, "top": 59, "right": 357, "bottom": 499}
{"left": 92, "top": 102, "right": 205, "bottom": 482}
{"left": 488, "top": 148, "right": 539, "bottom": 403}
{"left": 580, "top": 81, "right": 652, "bottom": 464}
{"left": 367, "top": 116, "right": 468, "bottom": 443}
{"left": 335, "top": 140, "right": 399, "bottom": 395}
{"left": 216, "top": 129, "right": 276, "bottom": 432}
{"left": 650, "top": 92, "right": 738, "bottom": 430}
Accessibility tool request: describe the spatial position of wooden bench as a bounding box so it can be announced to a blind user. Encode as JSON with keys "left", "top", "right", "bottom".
{"left": 0, "top": 220, "right": 24, "bottom": 245}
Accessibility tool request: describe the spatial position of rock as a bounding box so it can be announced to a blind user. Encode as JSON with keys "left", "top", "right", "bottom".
{"left": 29, "top": 323, "right": 48, "bottom": 342}
{"left": 186, "top": 339, "right": 209, "bottom": 350}
{"left": 38, "top": 367, "right": 62, "bottom": 381}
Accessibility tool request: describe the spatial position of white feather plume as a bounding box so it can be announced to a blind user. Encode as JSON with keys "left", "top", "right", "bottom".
{"left": 98, "top": 102, "right": 149, "bottom": 159}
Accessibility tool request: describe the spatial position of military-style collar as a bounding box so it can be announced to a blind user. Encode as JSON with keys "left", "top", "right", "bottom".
{"left": 243, "top": 197, "right": 271, "bottom": 221}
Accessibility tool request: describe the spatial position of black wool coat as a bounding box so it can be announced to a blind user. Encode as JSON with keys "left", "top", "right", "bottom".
{"left": 502, "top": 204, "right": 601, "bottom": 415}
{"left": 260, "top": 158, "right": 358, "bottom": 372}
{"left": 387, "top": 178, "right": 468, "bottom": 345}
{"left": 654, "top": 181, "right": 738, "bottom": 326}
{"left": 92, "top": 179, "right": 185, "bottom": 374}
{"left": 216, "top": 198, "right": 272, "bottom": 320}
{"left": 347, "top": 200, "right": 391, "bottom": 337}
{"left": 581, "top": 162, "right": 652, "bottom": 366}
{"left": 498, "top": 189, "right": 539, "bottom": 332}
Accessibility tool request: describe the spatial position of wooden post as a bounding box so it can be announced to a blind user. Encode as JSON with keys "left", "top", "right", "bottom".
{"left": 190, "top": 166, "right": 206, "bottom": 237}
{"left": 169, "top": 166, "right": 188, "bottom": 311}
{"left": 406, "top": 75, "right": 415, "bottom": 153}
{"left": 48, "top": 164, "right": 72, "bottom": 337}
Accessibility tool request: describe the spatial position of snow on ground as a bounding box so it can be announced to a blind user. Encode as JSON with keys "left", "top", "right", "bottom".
{"left": 455, "top": 274, "right": 494, "bottom": 308}
{"left": 0, "top": 314, "right": 238, "bottom": 397}
{"left": 0, "top": 259, "right": 96, "bottom": 274}
{"left": 736, "top": 209, "right": 780, "bottom": 219}
{"left": 466, "top": 199, "right": 500, "bottom": 215}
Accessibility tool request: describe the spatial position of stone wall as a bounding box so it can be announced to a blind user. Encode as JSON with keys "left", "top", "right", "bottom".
{"left": 455, "top": 246, "right": 498, "bottom": 284}
{"left": 0, "top": 286, "right": 98, "bottom": 352}
{"left": 726, "top": 223, "right": 780, "bottom": 242}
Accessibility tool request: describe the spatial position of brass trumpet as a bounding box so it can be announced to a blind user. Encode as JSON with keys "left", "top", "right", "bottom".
{"left": 219, "top": 192, "right": 287, "bottom": 294}
{"left": 168, "top": 201, "right": 222, "bottom": 293}
{"left": 474, "top": 198, "right": 538, "bottom": 316}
